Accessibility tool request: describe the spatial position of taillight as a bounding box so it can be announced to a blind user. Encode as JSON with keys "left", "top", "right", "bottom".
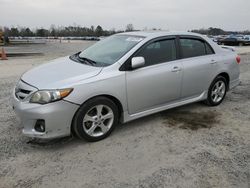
{"left": 236, "top": 55, "right": 241, "bottom": 64}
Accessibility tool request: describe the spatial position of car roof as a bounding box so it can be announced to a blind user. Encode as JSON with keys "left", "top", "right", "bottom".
{"left": 116, "top": 30, "right": 223, "bottom": 54}
{"left": 116, "top": 31, "right": 204, "bottom": 38}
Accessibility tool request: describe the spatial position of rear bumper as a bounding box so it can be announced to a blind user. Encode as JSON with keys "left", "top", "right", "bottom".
{"left": 12, "top": 90, "right": 79, "bottom": 139}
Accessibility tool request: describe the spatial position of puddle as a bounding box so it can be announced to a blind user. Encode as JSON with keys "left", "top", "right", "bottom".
{"left": 161, "top": 110, "right": 219, "bottom": 130}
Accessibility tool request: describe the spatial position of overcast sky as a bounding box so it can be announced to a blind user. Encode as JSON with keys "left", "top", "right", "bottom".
{"left": 0, "top": 0, "right": 249, "bottom": 31}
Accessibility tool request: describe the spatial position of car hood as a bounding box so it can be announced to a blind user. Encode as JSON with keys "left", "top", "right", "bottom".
{"left": 21, "top": 56, "right": 103, "bottom": 89}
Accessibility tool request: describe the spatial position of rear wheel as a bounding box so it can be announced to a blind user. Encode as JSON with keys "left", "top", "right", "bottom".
{"left": 72, "top": 97, "right": 119, "bottom": 142}
{"left": 205, "top": 76, "right": 227, "bottom": 106}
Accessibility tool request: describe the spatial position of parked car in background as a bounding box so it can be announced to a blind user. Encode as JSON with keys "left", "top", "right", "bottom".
{"left": 244, "top": 35, "right": 250, "bottom": 41}
{"left": 230, "top": 34, "right": 245, "bottom": 39}
{"left": 207, "top": 35, "right": 218, "bottom": 43}
{"left": 218, "top": 37, "right": 250, "bottom": 46}
{"left": 12, "top": 31, "right": 240, "bottom": 142}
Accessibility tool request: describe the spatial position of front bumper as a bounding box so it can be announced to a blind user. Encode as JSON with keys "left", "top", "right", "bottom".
{"left": 12, "top": 90, "right": 79, "bottom": 139}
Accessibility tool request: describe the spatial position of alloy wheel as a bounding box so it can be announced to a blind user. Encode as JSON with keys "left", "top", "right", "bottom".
{"left": 83, "top": 105, "right": 114, "bottom": 137}
{"left": 211, "top": 81, "right": 226, "bottom": 103}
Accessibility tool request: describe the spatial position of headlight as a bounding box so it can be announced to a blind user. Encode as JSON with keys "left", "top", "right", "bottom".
{"left": 30, "top": 88, "right": 73, "bottom": 104}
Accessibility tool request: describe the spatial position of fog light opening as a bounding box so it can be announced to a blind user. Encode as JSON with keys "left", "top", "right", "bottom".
{"left": 35, "top": 119, "right": 46, "bottom": 133}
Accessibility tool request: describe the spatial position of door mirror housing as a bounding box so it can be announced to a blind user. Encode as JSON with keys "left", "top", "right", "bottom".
{"left": 131, "top": 57, "right": 145, "bottom": 69}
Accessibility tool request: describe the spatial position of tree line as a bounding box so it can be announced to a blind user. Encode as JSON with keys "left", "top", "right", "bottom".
{"left": 191, "top": 27, "right": 250, "bottom": 35}
{"left": 1, "top": 25, "right": 250, "bottom": 37}
{"left": 0, "top": 24, "right": 135, "bottom": 37}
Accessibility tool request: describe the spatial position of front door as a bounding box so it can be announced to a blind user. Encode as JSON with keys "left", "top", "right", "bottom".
{"left": 125, "top": 38, "right": 183, "bottom": 114}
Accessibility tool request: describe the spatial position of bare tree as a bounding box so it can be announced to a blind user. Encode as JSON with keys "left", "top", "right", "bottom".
{"left": 125, "top": 24, "right": 134, "bottom": 32}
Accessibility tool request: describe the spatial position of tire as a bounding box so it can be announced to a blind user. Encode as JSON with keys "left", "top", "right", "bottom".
{"left": 205, "top": 76, "right": 227, "bottom": 106}
{"left": 72, "top": 97, "right": 119, "bottom": 142}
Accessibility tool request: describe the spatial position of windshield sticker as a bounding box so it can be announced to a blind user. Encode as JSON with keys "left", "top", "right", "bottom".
{"left": 126, "top": 37, "right": 144, "bottom": 42}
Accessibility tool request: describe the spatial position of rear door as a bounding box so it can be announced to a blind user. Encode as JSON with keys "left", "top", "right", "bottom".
{"left": 178, "top": 37, "right": 218, "bottom": 99}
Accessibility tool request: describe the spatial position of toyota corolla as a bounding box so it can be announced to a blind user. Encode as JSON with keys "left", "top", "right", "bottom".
{"left": 12, "top": 31, "right": 240, "bottom": 141}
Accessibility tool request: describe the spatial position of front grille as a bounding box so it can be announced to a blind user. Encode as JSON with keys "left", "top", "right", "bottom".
{"left": 15, "top": 80, "right": 37, "bottom": 101}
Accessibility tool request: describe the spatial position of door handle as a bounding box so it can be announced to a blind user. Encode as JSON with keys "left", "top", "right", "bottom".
{"left": 210, "top": 60, "right": 217, "bottom": 64}
{"left": 171, "top": 66, "right": 182, "bottom": 72}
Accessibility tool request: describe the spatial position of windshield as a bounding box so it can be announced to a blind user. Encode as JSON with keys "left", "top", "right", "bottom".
{"left": 79, "top": 35, "right": 145, "bottom": 66}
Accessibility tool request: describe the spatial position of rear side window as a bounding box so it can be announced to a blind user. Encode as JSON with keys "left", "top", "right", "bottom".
{"left": 137, "top": 39, "right": 177, "bottom": 66}
{"left": 180, "top": 39, "right": 206, "bottom": 58}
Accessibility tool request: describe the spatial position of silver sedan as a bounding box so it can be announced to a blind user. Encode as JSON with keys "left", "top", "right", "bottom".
{"left": 12, "top": 31, "right": 240, "bottom": 141}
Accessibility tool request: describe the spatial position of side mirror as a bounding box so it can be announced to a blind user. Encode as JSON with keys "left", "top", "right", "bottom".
{"left": 131, "top": 57, "right": 145, "bottom": 69}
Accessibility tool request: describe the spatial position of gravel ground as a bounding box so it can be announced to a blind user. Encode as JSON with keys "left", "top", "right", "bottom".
{"left": 0, "top": 42, "right": 249, "bottom": 188}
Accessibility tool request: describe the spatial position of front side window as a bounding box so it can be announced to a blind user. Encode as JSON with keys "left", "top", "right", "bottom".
{"left": 180, "top": 38, "right": 207, "bottom": 58}
{"left": 79, "top": 35, "right": 144, "bottom": 66}
{"left": 136, "top": 39, "right": 177, "bottom": 66}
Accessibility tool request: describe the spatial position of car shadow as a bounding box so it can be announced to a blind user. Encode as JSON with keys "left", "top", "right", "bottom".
{"left": 113, "top": 101, "right": 218, "bottom": 133}
{"left": 25, "top": 135, "right": 85, "bottom": 149}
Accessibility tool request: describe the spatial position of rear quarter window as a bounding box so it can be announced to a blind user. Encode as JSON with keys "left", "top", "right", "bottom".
{"left": 205, "top": 43, "right": 214, "bottom": 55}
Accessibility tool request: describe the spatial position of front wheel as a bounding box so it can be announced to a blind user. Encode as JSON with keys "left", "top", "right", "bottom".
{"left": 205, "top": 76, "right": 227, "bottom": 106}
{"left": 72, "top": 97, "right": 119, "bottom": 142}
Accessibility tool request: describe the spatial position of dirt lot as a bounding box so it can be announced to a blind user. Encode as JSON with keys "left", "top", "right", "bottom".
{"left": 0, "top": 42, "right": 250, "bottom": 188}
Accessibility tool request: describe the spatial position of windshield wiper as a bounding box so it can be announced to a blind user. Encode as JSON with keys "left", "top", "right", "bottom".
{"left": 70, "top": 52, "right": 104, "bottom": 67}
{"left": 78, "top": 56, "right": 97, "bottom": 66}
{"left": 74, "top": 52, "right": 97, "bottom": 66}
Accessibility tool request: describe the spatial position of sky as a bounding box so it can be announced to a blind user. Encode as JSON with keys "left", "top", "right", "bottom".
{"left": 0, "top": 0, "right": 249, "bottom": 31}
